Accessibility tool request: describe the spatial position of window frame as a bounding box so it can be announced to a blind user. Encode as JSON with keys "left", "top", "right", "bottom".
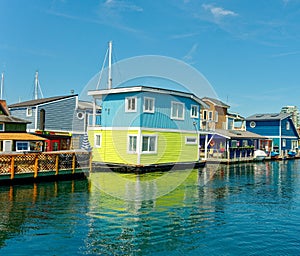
{"left": 26, "top": 107, "right": 33, "bottom": 117}
{"left": 215, "top": 111, "right": 218, "bottom": 122}
{"left": 282, "top": 139, "right": 286, "bottom": 148}
{"left": 208, "top": 111, "right": 213, "bottom": 121}
{"left": 0, "top": 123, "right": 4, "bottom": 131}
{"left": 94, "top": 134, "right": 102, "bottom": 148}
{"left": 128, "top": 135, "right": 138, "bottom": 154}
{"left": 286, "top": 121, "right": 290, "bottom": 130}
{"left": 190, "top": 105, "right": 199, "bottom": 118}
{"left": 171, "top": 101, "right": 185, "bottom": 120}
{"left": 16, "top": 141, "right": 30, "bottom": 152}
{"left": 125, "top": 97, "right": 137, "bottom": 112}
{"left": 185, "top": 136, "right": 197, "bottom": 145}
{"left": 141, "top": 135, "right": 157, "bottom": 154}
{"left": 143, "top": 97, "right": 155, "bottom": 113}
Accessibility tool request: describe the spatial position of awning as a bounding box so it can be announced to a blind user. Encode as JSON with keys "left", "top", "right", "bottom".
{"left": 0, "top": 133, "right": 46, "bottom": 141}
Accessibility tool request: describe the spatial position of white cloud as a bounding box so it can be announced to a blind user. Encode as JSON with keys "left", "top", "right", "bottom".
{"left": 104, "top": 0, "right": 143, "bottom": 12}
{"left": 202, "top": 4, "right": 237, "bottom": 19}
{"left": 183, "top": 43, "right": 198, "bottom": 63}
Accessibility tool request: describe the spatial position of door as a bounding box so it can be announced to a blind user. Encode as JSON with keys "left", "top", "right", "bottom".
{"left": 3, "top": 140, "right": 12, "bottom": 152}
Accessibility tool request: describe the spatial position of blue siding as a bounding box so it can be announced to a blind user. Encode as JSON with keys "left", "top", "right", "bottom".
{"left": 246, "top": 120, "right": 280, "bottom": 136}
{"left": 101, "top": 91, "right": 201, "bottom": 131}
{"left": 10, "top": 107, "right": 36, "bottom": 130}
{"left": 281, "top": 118, "right": 298, "bottom": 137}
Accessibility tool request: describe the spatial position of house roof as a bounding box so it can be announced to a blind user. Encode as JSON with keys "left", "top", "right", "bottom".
{"left": 88, "top": 86, "right": 209, "bottom": 108}
{"left": 202, "top": 97, "right": 230, "bottom": 108}
{"left": 0, "top": 100, "right": 11, "bottom": 116}
{"left": 0, "top": 133, "right": 46, "bottom": 141}
{"left": 246, "top": 113, "right": 291, "bottom": 121}
{"left": 8, "top": 95, "right": 77, "bottom": 108}
{"left": 214, "top": 129, "right": 266, "bottom": 139}
{"left": 77, "top": 100, "right": 101, "bottom": 110}
{"left": 0, "top": 115, "right": 30, "bottom": 124}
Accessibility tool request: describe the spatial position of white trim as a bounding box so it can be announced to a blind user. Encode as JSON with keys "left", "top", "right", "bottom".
{"left": 190, "top": 105, "right": 199, "bottom": 118}
{"left": 15, "top": 141, "right": 30, "bottom": 152}
{"left": 77, "top": 111, "right": 85, "bottom": 120}
{"left": 87, "top": 126, "right": 199, "bottom": 134}
{"left": 143, "top": 97, "right": 155, "bottom": 113}
{"left": 171, "top": 101, "right": 185, "bottom": 120}
{"left": 26, "top": 107, "right": 33, "bottom": 117}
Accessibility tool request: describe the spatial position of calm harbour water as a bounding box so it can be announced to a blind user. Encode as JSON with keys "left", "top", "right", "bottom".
{"left": 1, "top": 160, "right": 300, "bottom": 255}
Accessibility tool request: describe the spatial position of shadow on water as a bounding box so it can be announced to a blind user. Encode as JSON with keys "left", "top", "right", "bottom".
{"left": 0, "top": 160, "right": 300, "bottom": 255}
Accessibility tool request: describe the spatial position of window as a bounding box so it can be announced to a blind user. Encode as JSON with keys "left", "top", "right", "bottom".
{"left": 94, "top": 134, "right": 102, "bottom": 148}
{"left": 171, "top": 101, "right": 184, "bottom": 120}
{"left": 185, "top": 136, "right": 197, "bottom": 145}
{"left": 208, "top": 111, "right": 213, "bottom": 121}
{"left": 142, "top": 135, "right": 157, "bottom": 153}
{"left": 282, "top": 139, "right": 286, "bottom": 148}
{"left": 231, "top": 140, "right": 238, "bottom": 147}
{"left": 128, "top": 135, "right": 137, "bottom": 153}
{"left": 190, "top": 105, "right": 199, "bottom": 118}
{"left": 77, "top": 112, "right": 84, "bottom": 119}
{"left": 203, "top": 110, "right": 207, "bottom": 120}
{"left": 125, "top": 97, "right": 137, "bottom": 112}
{"left": 16, "top": 141, "right": 30, "bottom": 151}
{"left": 250, "top": 121, "right": 256, "bottom": 128}
{"left": 215, "top": 111, "right": 218, "bottom": 122}
{"left": 286, "top": 121, "right": 290, "bottom": 130}
{"left": 26, "top": 107, "right": 33, "bottom": 117}
{"left": 0, "top": 123, "right": 4, "bottom": 131}
{"left": 242, "top": 140, "right": 248, "bottom": 147}
{"left": 143, "top": 97, "right": 155, "bottom": 113}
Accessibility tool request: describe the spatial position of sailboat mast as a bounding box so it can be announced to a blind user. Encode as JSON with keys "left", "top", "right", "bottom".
{"left": 34, "top": 71, "right": 39, "bottom": 100}
{"left": 108, "top": 40, "right": 112, "bottom": 89}
{"left": 0, "top": 72, "right": 4, "bottom": 100}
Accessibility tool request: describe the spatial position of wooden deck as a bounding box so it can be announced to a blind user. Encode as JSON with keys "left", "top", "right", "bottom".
{"left": 0, "top": 150, "right": 91, "bottom": 184}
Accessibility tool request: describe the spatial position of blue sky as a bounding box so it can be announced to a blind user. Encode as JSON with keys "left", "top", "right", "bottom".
{"left": 1, "top": 0, "right": 300, "bottom": 117}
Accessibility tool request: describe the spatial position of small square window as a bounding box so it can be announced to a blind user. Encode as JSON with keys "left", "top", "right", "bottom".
{"left": 171, "top": 101, "right": 184, "bottom": 120}
{"left": 125, "top": 97, "right": 137, "bottom": 112}
{"left": 143, "top": 97, "right": 155, "bottom": 113}
{"left": 190, "top": 105, "right": 199, "bottom": 118}
{"left": 142, "top": 135, "right": 157, "bottom": 153}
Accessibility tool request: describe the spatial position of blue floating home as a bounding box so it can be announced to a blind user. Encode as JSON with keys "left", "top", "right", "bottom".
{"left": 246, "top": 113, "right": 299, "bottom": 155}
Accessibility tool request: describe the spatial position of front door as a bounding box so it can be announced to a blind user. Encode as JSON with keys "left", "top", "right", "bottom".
{"left": 3, "top": 140, "right": 12, "bottom": 152}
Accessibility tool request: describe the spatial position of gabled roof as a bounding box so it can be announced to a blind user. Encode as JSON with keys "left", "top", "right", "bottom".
{"left": 88, "top": 86, "right": 209, "bottom": 108}
{"left": 246, "top": 113, "right": 291, "bottom": 121}
{"left": 0, "top": 115, "right": 30, "bottom": 124}
{"left": 202, "top": 97, "right": 230, "bottom": 108}
{"left": 8, "top": 95, "right": 77, "bottom": 108}
{"left": 214, "top": 129, "right": 266, "bottom": 139}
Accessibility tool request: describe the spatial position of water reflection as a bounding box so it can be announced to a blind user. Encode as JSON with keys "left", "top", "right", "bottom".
{"left": 0, "top": 161, "right": 300, "bottom": 255}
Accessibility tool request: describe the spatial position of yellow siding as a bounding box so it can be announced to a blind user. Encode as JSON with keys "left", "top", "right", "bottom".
{"left": 89, "top": 129, "right": 138, "bottom": 164}
{"left": 140, "top": 130, "right": 198, "bottom": 165}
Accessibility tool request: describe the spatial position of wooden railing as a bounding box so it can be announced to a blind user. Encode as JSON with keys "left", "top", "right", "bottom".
{"left": 0, "top": 150, "right": 91, "bottom": 179}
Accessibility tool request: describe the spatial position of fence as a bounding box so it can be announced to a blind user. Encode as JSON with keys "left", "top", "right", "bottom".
{"left": 0, "top": 150, "right": 91, "bottom": 179}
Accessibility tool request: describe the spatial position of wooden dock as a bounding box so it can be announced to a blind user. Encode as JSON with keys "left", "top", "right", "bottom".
{"left": 0, "top": 150, "right": 91, "bottom": 185}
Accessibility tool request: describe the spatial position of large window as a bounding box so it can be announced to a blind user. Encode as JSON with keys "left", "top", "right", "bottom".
{"left": 128, "top": 135, "right": 137, "bottom": 153}
{"left": 125, "top": 97, "right": 137, "bottom": 112}
{"left": 143, "top": 97, "right": 155, "bottom": 113}
{"left": 16, "top": 141, "right": 30, "bottom": 152}
{"left": 171, "top": 101, "right": 184, "bottom": 120}
{"left": 190, "top": 105, "right": 199, "bottom": 118}
{"left": 142, "top": 135, "right": 157, "bottom": 153}
{"left": 94, "top": 134, "right": 102, "bottom": 148}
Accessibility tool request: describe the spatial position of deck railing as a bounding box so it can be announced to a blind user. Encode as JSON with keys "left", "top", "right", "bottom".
{"left": 0, "top": 150, "right": 91, "bottom": 179}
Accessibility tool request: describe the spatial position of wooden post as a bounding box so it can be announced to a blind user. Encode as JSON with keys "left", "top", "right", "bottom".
{"left": 72, "top": 153, "right": 76, "bottom": 174}
{"left": 89, "top": 152, "right": 93, "bottom": 173}
{"left": 34, "top": 156, "right": 39, "bottom": 178}
{"left": 55, "top": 155, "right": 59, "bottom": 175}
{"left": 10, "top": 156, "right": 15, "bottom": 180}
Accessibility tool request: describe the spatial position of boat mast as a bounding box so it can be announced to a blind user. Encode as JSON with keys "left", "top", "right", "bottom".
{"left": 108, "top": 40, "right": 112, "bottom": 89}
{"left": 34, "top": 71, "right": 39, "bottom": 100}
{"left": 0, "top": 72, "right": 4, "bottom": 100}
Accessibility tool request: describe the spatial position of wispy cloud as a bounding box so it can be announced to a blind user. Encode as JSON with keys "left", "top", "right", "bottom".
{"left": 202, "top": 4, "right": 238, "bottom": 19}
{"left": 271, "top": 51, "right": 300, "bottom": 58}
{"left": 170, "top": 32, "right": 199, "bottom": 39}
{"left": 183, "top": 43, "right": 198, "bottom": 64}
{"left": 103, "top": 0, "right": 143, "bottom": 12}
